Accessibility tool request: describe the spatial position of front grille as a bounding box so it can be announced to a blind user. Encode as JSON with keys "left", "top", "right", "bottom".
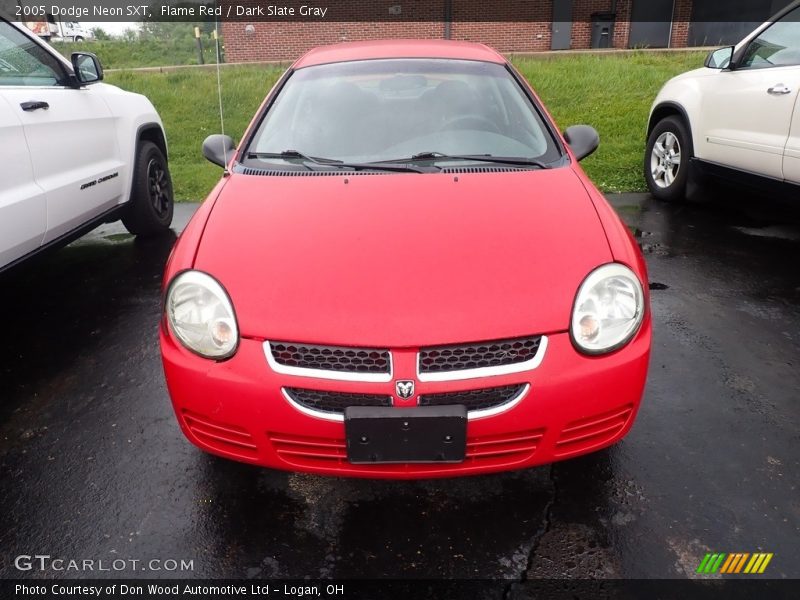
{"left": 419, "top": 384, "right": 526, "bottom": 411}
{"left": 269, "top": 342, "right": 391, "bottom": 374}
{"left": 284, "top": 387, "right": 392, "bottom": 415}
{"left": 419, "top": 336, "right": 542, "bottom": 374}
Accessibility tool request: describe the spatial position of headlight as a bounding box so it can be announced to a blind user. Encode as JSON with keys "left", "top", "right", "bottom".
{"left": 571, "top": 263, "right": 644, "bottom": 354}
{"left": 165, "top": 270, "right": 239, "bottom": 359}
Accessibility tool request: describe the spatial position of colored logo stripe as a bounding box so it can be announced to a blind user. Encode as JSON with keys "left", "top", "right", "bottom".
{"left": 720, "top": 553, "right": 748, "bottom": 573}
{"left": 698, "top": 552, "right": 773, "bottom": 574}
{"left": 744, "top": 553, "right": 773, "bottom": 574}
{"left": 697, "top": 553, "right": 726, "bottom": 573}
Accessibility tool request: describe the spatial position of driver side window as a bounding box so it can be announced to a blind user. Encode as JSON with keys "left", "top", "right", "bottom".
{"left": 740, "top": 6, "right": 800, "bottom": 69}
{"left": 0, "top": 22, "right": 65, "bottom": 86}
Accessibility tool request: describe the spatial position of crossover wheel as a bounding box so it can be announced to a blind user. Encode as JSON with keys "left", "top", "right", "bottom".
{"left": 644, "top": 116, "right": 691, "bottom": 202}
{"left": 122, "top": 141, "right": 174, "bottom": 236}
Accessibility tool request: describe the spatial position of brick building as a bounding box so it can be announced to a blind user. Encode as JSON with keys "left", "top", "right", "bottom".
{"left": 221, "top": 0, "right": 793, "bottom": 63}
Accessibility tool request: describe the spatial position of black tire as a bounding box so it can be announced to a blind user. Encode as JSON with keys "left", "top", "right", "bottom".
{"left": 644, "top": 115, "right": 692, "bottom": 202}
{"left": 122, "top": 141, "right": 174, "bottom": 236}
{"left": 74, "top": 36, "right": 84, "bottom": 42}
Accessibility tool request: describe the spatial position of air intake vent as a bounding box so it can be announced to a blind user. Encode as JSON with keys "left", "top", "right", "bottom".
{"left": 267, "top": 428, "right": 544, "bottom": 472}
{"left": 440, "top": 166, "right": 524, "bottom": 174}
{"left": 419, "top": 384, "right": 527, "bottom": 412}
{"left": 182, "top": 410, "right": 258, "bottom": 459}
{"left": 554, "top": 405, "right": 633, "bottom": 458}
{"left": 238, "top": 167, "right": 390, "bottom": 177}
{"left": 284, "top": 388, "right": 392, "bottom": 415}
{"left": 268, "top": 341, "right": 391, "bottom": 374}
{"left": 419, "top": 336, "right": 543, "bottom": 374}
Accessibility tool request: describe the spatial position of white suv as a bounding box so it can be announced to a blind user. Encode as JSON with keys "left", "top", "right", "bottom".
{"left": 0, "top": 18, "right": 173, "bottom": 273}
{"left": 645, "top": 1, "right": 800, "bottom": 202}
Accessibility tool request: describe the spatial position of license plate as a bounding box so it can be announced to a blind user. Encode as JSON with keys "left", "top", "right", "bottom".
{"left": 345, "top": 405, "right": 467, "bottom": 464}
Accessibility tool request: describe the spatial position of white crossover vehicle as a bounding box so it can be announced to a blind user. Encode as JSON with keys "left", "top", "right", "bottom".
{"left": 0, "top": 18, "right": 173, "bottom": 273}
{"left": 645, "top": 1, "right": 800, "bottom": 201}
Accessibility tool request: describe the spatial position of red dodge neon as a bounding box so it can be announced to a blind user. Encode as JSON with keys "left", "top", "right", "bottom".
{"left": 160, "top": 40, "right": 651, "bottom": 478}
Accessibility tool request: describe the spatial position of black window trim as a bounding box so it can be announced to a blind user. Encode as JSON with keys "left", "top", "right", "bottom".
{"left": 0, "top": 17, "right": 71, "bottom": 87}
{"left": 733, "top": 3, "right": 800, "bottom": 71}
{"left": 235, "top": 57, "right": 569, "bottom": 170}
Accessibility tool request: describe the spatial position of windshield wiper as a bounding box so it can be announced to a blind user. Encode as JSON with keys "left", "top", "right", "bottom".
{"left": 378, "top": 152, "right": 551, "bottom": 169}
{"left": 247, "top": 150, "right": 343, "bottom": 166}
{"left": 246, "top": 150, "right": 428, "bottom": 173}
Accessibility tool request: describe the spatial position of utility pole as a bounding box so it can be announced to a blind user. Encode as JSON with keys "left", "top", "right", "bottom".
{"left": 194, "top": 26, "right": 205, "bottom": 65}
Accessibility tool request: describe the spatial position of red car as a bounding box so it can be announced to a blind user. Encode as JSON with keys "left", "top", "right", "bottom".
{"left": 160, "top": 40, "right": 651, "bottom": 479}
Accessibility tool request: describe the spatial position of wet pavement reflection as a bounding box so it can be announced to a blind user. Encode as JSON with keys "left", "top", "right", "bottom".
{"left": 0, "top": 195, "right": 798, "bottom": 582}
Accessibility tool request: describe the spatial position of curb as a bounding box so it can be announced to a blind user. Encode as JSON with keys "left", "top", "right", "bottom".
{"left": 105, "top": 46, "right": 713, "bottom": 73}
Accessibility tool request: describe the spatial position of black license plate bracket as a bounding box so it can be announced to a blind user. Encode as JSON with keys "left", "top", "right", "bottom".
{"left": 344, "top": 405, "right": 467, "bottom": 464}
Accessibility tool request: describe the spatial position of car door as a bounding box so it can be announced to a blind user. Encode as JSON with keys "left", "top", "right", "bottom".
{"left": 694, "top": 5, "right": 800, "bottom": 180}
{"left": 0, "top": 91, "right": 46, "bottom": 270}
{"left": 785, "top": 78, "right": 800, "bottom": 184}
{"left": 0, "top": 21, "right": 125, "bottom": 244}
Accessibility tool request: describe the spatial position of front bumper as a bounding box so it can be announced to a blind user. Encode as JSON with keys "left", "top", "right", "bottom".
{"left": 160, "top": 319, "right": 650, "bottom": 479}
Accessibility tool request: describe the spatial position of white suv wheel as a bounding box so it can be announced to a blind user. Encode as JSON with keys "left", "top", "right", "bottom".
{"left": 644, "top": 115, "right": 692, "bottom": 202}
{"left": 650, "top": 131, "right": 682, "bottom": 189}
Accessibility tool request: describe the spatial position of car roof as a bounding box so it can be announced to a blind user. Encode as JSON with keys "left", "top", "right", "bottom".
{"left": 293, "top": 39, "right": 506, "bottom": 69}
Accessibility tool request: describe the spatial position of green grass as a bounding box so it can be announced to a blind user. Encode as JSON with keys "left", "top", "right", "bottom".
{"left": 104, "top": 51, "right": 707, "bottom": 201}
{"left": 107, "top": 66, "right": 282, "bottom": 200}
{"left": 53, "top": 39, "right": 220, "bottom": 69}
{"left": 515, "top": 52, "right": 706, "bottom": 192}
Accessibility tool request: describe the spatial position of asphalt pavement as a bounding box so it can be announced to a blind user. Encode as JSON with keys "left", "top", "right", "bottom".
{"left": 0, "top": 192, "right": 798, "bottom": 587}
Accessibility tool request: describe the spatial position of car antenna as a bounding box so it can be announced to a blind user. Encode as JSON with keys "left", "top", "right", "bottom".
{"left": 214, "top": 15, "right": 230, "bottom": 176}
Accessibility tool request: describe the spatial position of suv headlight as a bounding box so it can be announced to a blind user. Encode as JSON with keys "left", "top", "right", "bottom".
{"left": 571, "top": 263, "right": 644, "bottom": 355}
{"left": 166, "top": 270, "right": 239, "bottom": 359}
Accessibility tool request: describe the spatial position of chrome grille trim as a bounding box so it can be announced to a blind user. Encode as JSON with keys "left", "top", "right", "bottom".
{"left": 282, "top": 388, "right": 345, "bottom": 422}
{"left": 419, "top": 384, "right": 529, "bottom": 417}
{"left": 465, "top": 383, "right": 529, "bottom": 420}
{"left": 281, "top": 384, "right": 530, "bottom": 422}
{"left": 416, "top": 336, "right": 548, "bottom": 382}
{"left": 264, "top": 340, "right": 393, "bottom": 382}
{"left": 283, "top": 387, "right": 392, "bottom": 421}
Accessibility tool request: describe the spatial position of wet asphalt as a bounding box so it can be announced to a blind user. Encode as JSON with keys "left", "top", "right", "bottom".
{"left": 0, "top": 191, "right": 798, "bottom": 585}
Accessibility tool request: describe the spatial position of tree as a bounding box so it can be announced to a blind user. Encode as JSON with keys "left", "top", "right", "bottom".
{"left": 91, "top": 27, "right": 111, "bottom": 41}
{"left": 121, "top": 27, "right": 139, "bottom": 42}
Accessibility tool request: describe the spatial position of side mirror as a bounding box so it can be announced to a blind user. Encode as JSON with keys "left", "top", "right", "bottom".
{"left": 71, "top": 52, "right": 103, "bottom": 85}
{"left": 563, "top": 125, "right": 599, "bottom": 161}
{"left": 202, "top": 134, "right": 236, "bottom": 168}
{"left": 704, "top": 46, "right": 734, "bottom": 69}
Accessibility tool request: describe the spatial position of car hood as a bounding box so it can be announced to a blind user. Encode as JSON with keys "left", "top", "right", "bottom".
{"left": 194, "top": 167, "right": 612, "bottom": 347}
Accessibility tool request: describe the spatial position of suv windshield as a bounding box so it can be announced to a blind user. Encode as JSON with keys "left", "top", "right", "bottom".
{"left": 243, "top": 59, "right": 562, "bottom": 166}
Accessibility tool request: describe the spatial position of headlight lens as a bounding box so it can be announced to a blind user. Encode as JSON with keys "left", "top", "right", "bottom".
{"left": 166, "top": 270, "right": 239, "bottom": 359}
{"left": 571, "top": 263, "right": 644, "bottom": 354}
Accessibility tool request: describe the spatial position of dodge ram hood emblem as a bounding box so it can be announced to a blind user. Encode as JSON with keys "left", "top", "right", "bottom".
{"left": 395, "top": 380, "right": 415, "bottom": 400}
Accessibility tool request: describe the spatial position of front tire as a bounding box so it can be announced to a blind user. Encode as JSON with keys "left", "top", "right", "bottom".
{"left": 644, "top": 116, "right": 691, "bottom": 202}
{"left": 122, "top": 141, "right": 174, "bottom": 237}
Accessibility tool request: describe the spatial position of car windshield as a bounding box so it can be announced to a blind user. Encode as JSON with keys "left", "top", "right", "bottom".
{"left": 244, "top": 58, "right": 561, "bottom": 166}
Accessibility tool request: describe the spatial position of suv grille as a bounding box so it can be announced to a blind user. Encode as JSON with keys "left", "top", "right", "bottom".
{"left": 419, "top": 384, "right": 526, "bottom": 411}
{"left": 418, "top": 336, "right": 542, "bottom": 374}
{"left": 284, "top": 388, "right": 392, "bottom": 414}
{"left": 269, "top": 342, "right": 391, "bottom": 374}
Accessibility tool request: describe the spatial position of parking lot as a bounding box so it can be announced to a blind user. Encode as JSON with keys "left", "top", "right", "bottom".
{"left": 0, "top": 193, "right": 798, "bottom": 583}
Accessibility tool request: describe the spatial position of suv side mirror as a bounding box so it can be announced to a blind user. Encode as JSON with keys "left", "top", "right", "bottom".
{"left": 563, "top": 125, "right": 600, "bottom": 161}
{"left": 71, "top": 52, "right": 103, "bottom": 85}
{"left": 203, "top": 134, "right": 236, "bottom": 168}
{"left": 704, "top": 46, "right": 734, "bottom": 69}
